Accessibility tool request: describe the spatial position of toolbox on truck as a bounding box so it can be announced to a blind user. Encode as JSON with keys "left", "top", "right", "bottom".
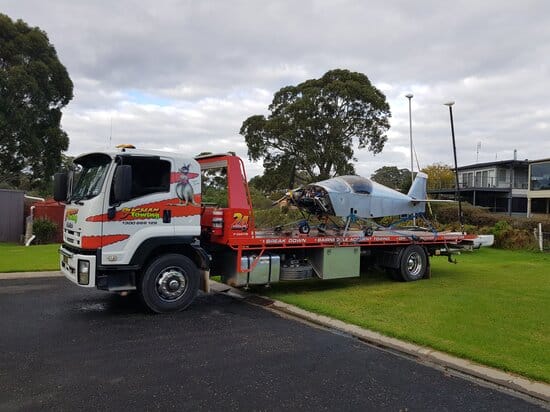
{"left": 220, "top": 253, "right": 281, "bottom": 287}
{"left": 308, "top": 247, "right": 360, "bottom": 279}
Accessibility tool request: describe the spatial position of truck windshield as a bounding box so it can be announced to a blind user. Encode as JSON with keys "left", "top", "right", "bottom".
{"left": 70, "top": 154, "right": 112, "bottom": 201}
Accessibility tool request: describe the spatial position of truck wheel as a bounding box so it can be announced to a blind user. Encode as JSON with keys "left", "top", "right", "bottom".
{"left": 398, "top": 245, "right": 427, "bottom": 281}
{"left": 139, "top": 254, "right": 199, "bottom": 313}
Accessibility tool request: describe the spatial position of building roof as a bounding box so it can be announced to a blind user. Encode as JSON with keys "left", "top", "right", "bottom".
{"left": 457, "top": 159, "right": 529, "bottom": 171}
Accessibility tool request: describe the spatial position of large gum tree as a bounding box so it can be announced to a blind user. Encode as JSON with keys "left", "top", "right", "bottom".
{"left": 0, "top": 13, "right": 73, "bottom": 192}
{"left": 240, "top": 69, "right": 391, "bottom": 190}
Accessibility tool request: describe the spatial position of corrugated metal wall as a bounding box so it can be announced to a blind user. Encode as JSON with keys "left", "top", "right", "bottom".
{"left": 0, "top": 190, "right": 25, "bottom": 242}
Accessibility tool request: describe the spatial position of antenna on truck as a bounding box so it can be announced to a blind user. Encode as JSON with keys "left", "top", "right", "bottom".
{"left": 109, "top": 117, "right": 113, "bottom": 148}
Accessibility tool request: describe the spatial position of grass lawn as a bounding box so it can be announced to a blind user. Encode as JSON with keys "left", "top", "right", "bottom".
{"left": 0, "top": 243, "right": 60, "bottom": 273}
{"left": 262, "top": 248, "right": 550, "bottom": 383}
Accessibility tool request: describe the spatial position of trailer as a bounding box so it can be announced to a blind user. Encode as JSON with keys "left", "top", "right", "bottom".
{"left": 54, "top": 148, "right": 465, "bottom": 313}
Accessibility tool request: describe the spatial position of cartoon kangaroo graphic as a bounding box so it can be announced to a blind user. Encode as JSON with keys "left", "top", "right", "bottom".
{"left": 175, "top": 164, "right": 197, "bottom": 205}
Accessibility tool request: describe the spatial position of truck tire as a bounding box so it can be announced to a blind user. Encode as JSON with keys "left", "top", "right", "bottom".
{"left": 398, "top": 245, "right": 427, "bottom": 282}
{"left": 139, "top": 254, "right": 199, "bottom": 313}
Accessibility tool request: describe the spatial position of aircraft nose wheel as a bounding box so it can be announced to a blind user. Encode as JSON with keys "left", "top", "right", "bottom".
{"left": 363, "top": 227, "right": 374, "bottom": 237}
{"left": 298, "top": 221, "right": 310, "bottom": 234}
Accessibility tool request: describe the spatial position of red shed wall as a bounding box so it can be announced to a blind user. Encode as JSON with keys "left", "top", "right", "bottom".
{"left": 34, "top": 200, "right": 64, "bottom": 243}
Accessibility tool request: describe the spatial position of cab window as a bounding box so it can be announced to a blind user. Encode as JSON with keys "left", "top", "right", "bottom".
{"left": 111, "top": 156, "right": 171, "bottom": 204}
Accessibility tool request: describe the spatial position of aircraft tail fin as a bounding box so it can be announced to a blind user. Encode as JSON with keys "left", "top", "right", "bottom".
{"left": 407, "top": 172, "right": 428, "bottom": 200}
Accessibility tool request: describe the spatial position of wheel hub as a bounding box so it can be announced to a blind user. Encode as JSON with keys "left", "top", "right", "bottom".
{"left": 407, "top": 253, "right": 422, "bottom": 276}
{"left": 168, "top": 279, "right": 180, "bottom": 290}
{"left": 157, "top": 267, "right": 187, "bottom": 301}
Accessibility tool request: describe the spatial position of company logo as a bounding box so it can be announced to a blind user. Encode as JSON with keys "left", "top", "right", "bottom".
{"left": 231, "top": 212, "right": 249, "bottom": 230}
{"left": 121, "top": 207, "right": 161, "bottom": 220}
{"left": 66, "top": 209, "right": 78, "bottom": 223}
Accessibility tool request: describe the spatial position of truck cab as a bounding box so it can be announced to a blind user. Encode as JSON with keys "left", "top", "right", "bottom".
{"left": 55, "top": 146, "right": 209, "bottom": 312}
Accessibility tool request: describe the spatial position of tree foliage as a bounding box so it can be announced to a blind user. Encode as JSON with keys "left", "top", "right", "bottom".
{"left": 370, "top": 166, "right": 411, "bottom": 192}
{"left": 0, "top": 13, "right": 73, "bottom": 191}
{"left": 240, "top": 69, "right": 391, "bottom": 191}
{"left": 248, "top": 156, "right": 310, "bottom": 193}
{"left": 194, "top": 152, "right": 228, "bottom": 206}
{"left": 421, "top": 163, "right": 455, "bottom": 190}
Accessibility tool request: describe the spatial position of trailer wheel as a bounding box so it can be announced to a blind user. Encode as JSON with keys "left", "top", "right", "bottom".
{"left": 139, "top": 254, "right": 199, "bottom": 313}
{"left": 398, "top": 245, "right": 427, "bottom": 282}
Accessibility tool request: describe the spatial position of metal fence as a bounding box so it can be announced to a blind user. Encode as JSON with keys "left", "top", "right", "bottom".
{"left": 0, "top": 189, "right": 24, "bottom": 242}
{"left": 541, "top": 232, "right": 550, "bottom": 251}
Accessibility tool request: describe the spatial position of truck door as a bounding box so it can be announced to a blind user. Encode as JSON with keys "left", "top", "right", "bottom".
{"left": 99, "top": 155, "right": 176, "bottom": 265}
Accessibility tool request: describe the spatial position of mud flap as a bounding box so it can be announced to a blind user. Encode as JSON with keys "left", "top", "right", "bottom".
{"left": 200, "top": 269, "right": 210, "bottom": 293}
{"left": 423, "top": 253, "right": 431, "bottom": 279}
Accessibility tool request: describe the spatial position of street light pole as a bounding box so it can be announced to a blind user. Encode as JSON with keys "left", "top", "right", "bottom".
{"left": 405, "top": 94, "right": 414, "bottom": 186}
{"left": 444, "top": 101, "right": 464, "bottom": 233}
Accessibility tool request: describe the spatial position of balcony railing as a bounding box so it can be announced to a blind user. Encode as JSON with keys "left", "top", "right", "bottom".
{"left": 429, "top": 179, "right": 528, "bottom": 191}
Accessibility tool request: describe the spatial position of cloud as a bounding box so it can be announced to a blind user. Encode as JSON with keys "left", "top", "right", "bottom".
{"left": 3, "top": 0, "right": 550, "bottom": 179}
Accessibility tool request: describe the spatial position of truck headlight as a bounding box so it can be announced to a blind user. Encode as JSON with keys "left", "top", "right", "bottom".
{"left": 78, "top": 260, "right": 90, "bottom": 285}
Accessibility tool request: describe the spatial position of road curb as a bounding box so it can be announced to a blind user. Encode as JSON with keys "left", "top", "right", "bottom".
{"left": 210, "top": 281, "right": 550, "bottom": 405}
{"left": 269, "top": 300, "right": 550, "bottom": 405}
{"left": 0, "top": 271, "right": 62, "bottom": 280}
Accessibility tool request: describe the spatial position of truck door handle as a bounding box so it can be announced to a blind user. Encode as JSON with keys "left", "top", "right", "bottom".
{"left": 163, "top": 209, "right": 171, "bottom": 223}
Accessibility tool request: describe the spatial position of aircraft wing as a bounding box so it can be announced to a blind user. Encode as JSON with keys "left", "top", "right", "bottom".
{"left": 409, "top": 199, "right": 455, "bottom": 203}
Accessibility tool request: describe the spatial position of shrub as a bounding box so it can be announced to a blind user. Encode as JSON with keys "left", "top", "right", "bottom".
{"left": 249, "top": 187, "right": 274, "bottom": 210}
{"left": 491, "top": 220, "right": 512, "bottom": 236}
{"left": 487, "top": 220, "right": 535, "bottom": 249}
{"left": 430, "top": 202, "right": 506, "bottom": 227}
{"left": 33, "top": 218, "right": 58, "bottom": 244}
{"left": 428, "top": 203, "right": 550, "bottom": 250}
{"left": 462, "top": 224, "right": 479, "bottom": 234}
{"left": 253, "top": 208, "right": 305, "bottom": 229}
{"left": 494, "top": 228, "right": 537, "bottom": 249}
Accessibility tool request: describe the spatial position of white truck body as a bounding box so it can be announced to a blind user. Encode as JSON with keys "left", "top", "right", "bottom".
{"left": 59, "top": 149, "right": 202, "bottom": 289}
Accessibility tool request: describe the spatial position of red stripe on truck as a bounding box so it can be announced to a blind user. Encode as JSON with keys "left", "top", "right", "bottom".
{"left": 81, "top": 234, "right": 130, "bottom": 249}
{"left": 86, "top": 196, "right": 202, "bottom": 222}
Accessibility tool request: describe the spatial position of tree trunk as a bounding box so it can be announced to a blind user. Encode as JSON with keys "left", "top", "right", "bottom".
{"left": 288, "top": 161, "right": 296, "bottom": 189}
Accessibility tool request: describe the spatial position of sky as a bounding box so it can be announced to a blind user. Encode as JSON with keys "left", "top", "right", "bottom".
{"left": 2, "top": 0, "right": 550, "bottom": 178}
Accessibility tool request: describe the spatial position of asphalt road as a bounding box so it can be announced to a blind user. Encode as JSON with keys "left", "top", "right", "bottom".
{"left": 0, "top": 277, "right": 544, "bottom": 411}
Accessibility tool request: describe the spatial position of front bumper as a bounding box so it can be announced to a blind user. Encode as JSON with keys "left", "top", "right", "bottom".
{"left": 60, "top": 246, "right": 97, "bottom": 287}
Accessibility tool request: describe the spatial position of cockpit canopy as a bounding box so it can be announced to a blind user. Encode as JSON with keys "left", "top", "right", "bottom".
{"left": 313, "top": 175, "right": 373, "bottom": 195}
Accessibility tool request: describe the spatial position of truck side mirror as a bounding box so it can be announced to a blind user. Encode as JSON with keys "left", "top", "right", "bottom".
{"left": 53, "top": 172, "right": 68, "bottom": 202}
{"left": 114, "top": 165, "right": 132, "bottom": 202}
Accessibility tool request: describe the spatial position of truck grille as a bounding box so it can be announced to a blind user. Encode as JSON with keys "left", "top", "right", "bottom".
{"left": 64, "top": 228, "right": 82, "bottom": 247}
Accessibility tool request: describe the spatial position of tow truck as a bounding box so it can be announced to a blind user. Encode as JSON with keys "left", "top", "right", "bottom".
{"left": 54, "top": 146, "right": 466, "bottom": 313}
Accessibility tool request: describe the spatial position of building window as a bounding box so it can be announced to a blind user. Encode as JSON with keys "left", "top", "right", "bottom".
{"left": 461, "top": 172, "right": 474, "bottom": 188}
{"left": 530, "top": 162, "right": 550, "bottom": 191}
{"left": 497, "top": 168, "right": 507, "bottom": 183}
{"left": 482, "top": 170, "right": 488, "bottom": 187}
{"left": 488, "top": 169, "right": 496, "bottom": 187}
